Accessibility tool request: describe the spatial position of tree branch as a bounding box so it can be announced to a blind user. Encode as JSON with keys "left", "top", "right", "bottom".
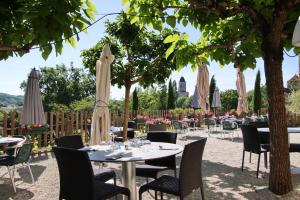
{"left": 0, "top": 43, "right": 33, "bottom": 52}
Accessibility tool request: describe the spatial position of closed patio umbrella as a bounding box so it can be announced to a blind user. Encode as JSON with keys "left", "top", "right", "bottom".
{"left": 211, "top": 87, "right": 221, "bottom": 113}
{"left": 20, "top": 68, "right": 46, "bottom": 126}
{"left": 196, "top": 62, "right": 210, "bottom": 113}
{"left": 90, "top": 44, "right": 114, "bottom": 145}
{"left": 236, "top": 68, "right": 249, "bottom": 115}
{"left": 191, "top": 86, "right": 200, "bottom": 109}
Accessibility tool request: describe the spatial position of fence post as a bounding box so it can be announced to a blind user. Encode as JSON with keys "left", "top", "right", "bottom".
{"left": 10, "top": 112, "right": 15, "bottom": 135}
{"left": 44, "top": 112, "right": 48, "bottom": 146}
{"left": 61, "top": 112, "right": 65, "bottom": 136}
{"left": 76, "top": 112, "right": 79, "bottom": 132}
{"left": 70, "top": 112, "right": 74, "bottom": 134}
{"left": 84, "top": 111, "right": 88, "bottom": 142}
{"left": 50, "top": 112, "right": 53, "bottom": 144}
{"left": 17, "top": 112, "right": 22, "bottom": 135}
{"left": 55, "top": 112, "right": 59, "bottom": 138}
{"left": 3, "top": 112, "right": 7, "bottom": 136}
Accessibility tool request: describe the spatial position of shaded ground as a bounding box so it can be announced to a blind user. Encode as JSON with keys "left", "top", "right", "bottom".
{"left": 1, "top": 128, "right": 300, "bottom": 200}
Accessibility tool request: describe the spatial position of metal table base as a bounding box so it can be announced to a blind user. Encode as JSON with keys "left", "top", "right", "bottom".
{"left": 122, "top": 162, "right": 136, "bottom": 200}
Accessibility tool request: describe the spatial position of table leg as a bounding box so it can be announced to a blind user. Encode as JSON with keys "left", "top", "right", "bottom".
{"left": 122, "top": 162, "right": 136, "bottom": 200}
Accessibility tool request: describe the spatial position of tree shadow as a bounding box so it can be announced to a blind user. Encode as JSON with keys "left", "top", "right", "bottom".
{"left": 0, "top": 182, "right": 34, "bottom": 200}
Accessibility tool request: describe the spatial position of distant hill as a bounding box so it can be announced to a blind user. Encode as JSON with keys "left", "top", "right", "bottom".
{"left": 0, "top": 93, "right": 23, "bottom": 107}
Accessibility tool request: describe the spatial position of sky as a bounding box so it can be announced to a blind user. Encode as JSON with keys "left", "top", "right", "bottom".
{"left": 0, "top": 0, "right": 299, "bottom": 99}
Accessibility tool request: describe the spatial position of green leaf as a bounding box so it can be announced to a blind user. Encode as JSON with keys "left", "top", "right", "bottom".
{"left": 166, "top": 16, "right": 176, "bottom": 28}
{"left": 67, "top": 37, "right": 76, "bottom": 48}
{"left": 42, "top": 44, "right": 52, "bottom": 60}
{"left": 122, "top": 0, "right": 129, "bottom": 5}
{"left": 164, "top": 34, "right": 180, "bottom": 43}
{"left": 130, "top": 16, "right": 139, "bottom": 24}
{"left": 165, "top": 43, "right": 176, "bottom": 59}
{"left": 182, "top": 19, "right": 188, "bottom": 27}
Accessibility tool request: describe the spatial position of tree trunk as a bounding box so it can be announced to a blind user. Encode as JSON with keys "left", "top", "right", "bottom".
{"left": 123, "top": 84, "right": 131, "bottom": 141}
{"left": 263, "top": 41, "right": 292, "bottom": 194}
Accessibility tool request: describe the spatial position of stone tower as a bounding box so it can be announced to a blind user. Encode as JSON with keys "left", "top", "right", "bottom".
{"left": 178, "top": 77, "right": 189, "bottom": 97}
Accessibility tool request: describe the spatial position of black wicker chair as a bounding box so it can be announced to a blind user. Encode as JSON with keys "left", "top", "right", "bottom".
{"left": 0, "top": 142, "right": 34, "bottom": 192}
{"left": 55, "top": 135, "right": 116, "bottom": 184}
{"left": 136, "top": 131, "right": 177, "bottom": 180}
{"left": 241, "top": 125, "right": 269, "bottom": 178}
{"left": 53, "top": 147, "right": 130, "bottom": 200}
{"left": 139, "top": 138, "right": 207, "bottom": 200}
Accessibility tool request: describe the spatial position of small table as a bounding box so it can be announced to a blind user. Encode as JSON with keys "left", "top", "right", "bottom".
{"left": 0, "top": 137, "right": 24, "bottom": 146}
{"left": 86, "top": 142, "right": 183, "bottom": 200}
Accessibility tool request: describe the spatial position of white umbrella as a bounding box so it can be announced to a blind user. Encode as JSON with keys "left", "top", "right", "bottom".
{"left": 211, "top": 87, "right": 221, "bottom": 108}
{"left": 191, "top": 86, "right": 200, "bottom": 109}
{"left": 90, "top": 44, "right": 114, "bottom": 145}
{"left": 20, "top": 68, "right": 46, "bottom": 126}
{"left": 196, "top": 62, "right": 210, "bottom": 113}
{"left": 236, "top": 68, "right": 249, "bottom": 115}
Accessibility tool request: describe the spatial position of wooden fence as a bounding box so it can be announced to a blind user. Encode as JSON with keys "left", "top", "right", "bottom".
{"left": 1, "top": 110, "right": 300, "bottom": 147}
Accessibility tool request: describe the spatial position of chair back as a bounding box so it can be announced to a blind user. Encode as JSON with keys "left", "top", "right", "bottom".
{"left": 15, "top": 142, "right": 33, "bottom": 164}
{"left": 147, "top": 124, "right": 167, "bottom": 132}
{"left": 240, "top": 125, "right": 261, "bottom": 153}
{"left": 145, "top": 131, "right": 177, "bottom": 169}
{"left": 6, "top": 135, "right": 27, "bottom": 156}
{"left": 53, "top": 147, "right": 95, "bottom": 200}
{"left": 179, "top": 138, "right": 207, "bottom": 198}
{"left": 55, "top": 135, "right": 84, "bottom": 149}
{"left": 128, "top": 121, "right": 136, "bottom": 129}
{"left": 248, "top": 121, "right": 269, "bottom": 128}
{"left": 173, "top": 121, "right": 181, "bottom": 130}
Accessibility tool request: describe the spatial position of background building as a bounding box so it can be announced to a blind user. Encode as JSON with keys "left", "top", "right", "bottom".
{"left": 177, "top": 77, "right": 189, "bottom": 97}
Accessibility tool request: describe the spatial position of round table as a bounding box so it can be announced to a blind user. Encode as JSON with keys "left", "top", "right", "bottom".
{"left": 86, "top": 142, "right": 183, "bottom": 200}
{"left": 0, "top": 137, "right": 24, "bottom": 145}
{"left": 257, "top": 127, "right": 300, "bottom": 133}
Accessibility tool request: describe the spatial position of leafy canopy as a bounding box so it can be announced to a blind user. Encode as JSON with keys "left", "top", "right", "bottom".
{"left": 81, "top": 13, "right": 178, "bottom": 88}
{"left": 124, "top": 0, "right": 300, "bottom": 70}
{"left": 0, "top": 0, "right": 96, "bottom": 60}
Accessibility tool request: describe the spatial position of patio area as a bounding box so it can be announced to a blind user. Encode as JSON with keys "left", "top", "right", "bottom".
{"left": 1, "top": 128, "right": 300, "bottom": 200}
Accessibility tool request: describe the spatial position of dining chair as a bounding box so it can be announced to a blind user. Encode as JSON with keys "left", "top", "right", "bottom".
{"left": 0, "top": 142, "right": 34, "bottom": 192}
{"left": 53, "top": 147, "right": 130, "bottom": 200}
{"left": 241, "top": 125, "right": 269, "bottom": 178}
{"left": 136, "top": 131, "right": 178, "bottom": 180}
{"left": 139, "top": 138, "right": 207, "bottom": 200}
{"left": 55, "top": 135, "right": 116, "bottom": 184}
{"left": 2, "top": 135, "right": 26, "bottom": 157}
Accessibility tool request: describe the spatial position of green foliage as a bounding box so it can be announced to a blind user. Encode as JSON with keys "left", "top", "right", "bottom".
{"left": 167, "top": 79, "right": 175, "bottom": 109}
{"left": 220, "top": 89, "right": 238, "bottom": 111}
{"left": 70, "top": 97, "right": 94, "bottom": 112}
{"left": 287, "top": 90, "right": 300, "bottom": 114}
{"left": 132, "top": 88, "right": 139, "bottom": 111}
{"left": 0, "top": 93, "right": 23, "bottom": 107}
{"left": 0, "top": 0, "right": 96, "bottom": 60}
{"left": 81, "top": 14, "right": 177, "bottom": 88}
{"left": 109, "top": 99, "right": 124, "bottom": 114}
{"left": 247, "top": 85, "right": 268, "bottom": 112}
{"left": 172, "top": 80, "right": 178, "bottom": 100}
{"left": 254, "top": 70, "right": 262, "bottom": 114}
{"left": 176, "top": 96, "right": 192, "bottom": 108}
{"left": 138, "top": 87, "right": 160, "bottom": 110}
{"left": 158, "top": 84, "right": 168, "bottom": 110}
{"left": 209, "top": 75, "right": 216, "bottom": 109}
{"left": 20, "top": 64, "right": 95, "bottom": 112}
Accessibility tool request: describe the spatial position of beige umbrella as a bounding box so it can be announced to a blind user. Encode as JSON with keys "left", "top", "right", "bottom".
{"left": 90, "top": 44, "right": 114, "bottom": 145}
{"left": 236, "top": 68, "right": 249, "bottom": 115}
{"left": 20, "top": 68, "right": 46, "bottom": 126}
{"left": 196, "top": 62, "right": 210, "bottom": 113}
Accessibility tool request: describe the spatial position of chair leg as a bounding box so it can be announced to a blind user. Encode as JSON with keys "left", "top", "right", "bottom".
{"left": 200, "top": 181, "right": 205, "bottom": 200}
{"left": 7, "top": 166, "right": 16, "bottom": 192}
{"left": 241, "top": 150, "right": 245, "bottom": 171}
{"left": 174, "top": 168, "right": 177, "bottom": 178}
{"left": 27, "top": 163, "right": 35, "bottom": 184}
{"left": 264, "top": 152, "right": 268, "bottom": 169}
{"left": 249, "top": 152, "right": 252, "bottom": 163}
{"left": 113, "top": 175, "right": 116, "bottom": 185}
{"left": 257, "top": 154, "right": 261, "bottom": 178}
{"left": 160, "top": 192, "right": 163, "bottom": 200}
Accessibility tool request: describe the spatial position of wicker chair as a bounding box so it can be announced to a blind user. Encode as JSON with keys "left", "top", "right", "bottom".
{"left": 139, "top": 138, "right": 207, "bottom": 200}
{"left": 53, "top": 147, "right": 130, "bottom": 200}
{"left": 241, "top": 125, "right": 269, "bottom": 178}
{"left": 136, "top": 131, "right": 177, "bottom": 182}
{"left": 0, "top": 142, "right": 34, "bottom": 192}
{"left": 55, "top": 135, "right": 116, "bottom": 184}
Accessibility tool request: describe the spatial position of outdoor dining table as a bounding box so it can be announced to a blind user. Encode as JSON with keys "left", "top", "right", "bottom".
{"left": 85, "top": 142, "right": 183, "bottom": 200}
{"left": 0, "top": 137, "right": 24, "bottom": 146}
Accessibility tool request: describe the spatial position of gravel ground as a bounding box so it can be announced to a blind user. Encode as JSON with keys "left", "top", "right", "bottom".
{"left": 1, "top": 128, "right": 300, "bottom": 200}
